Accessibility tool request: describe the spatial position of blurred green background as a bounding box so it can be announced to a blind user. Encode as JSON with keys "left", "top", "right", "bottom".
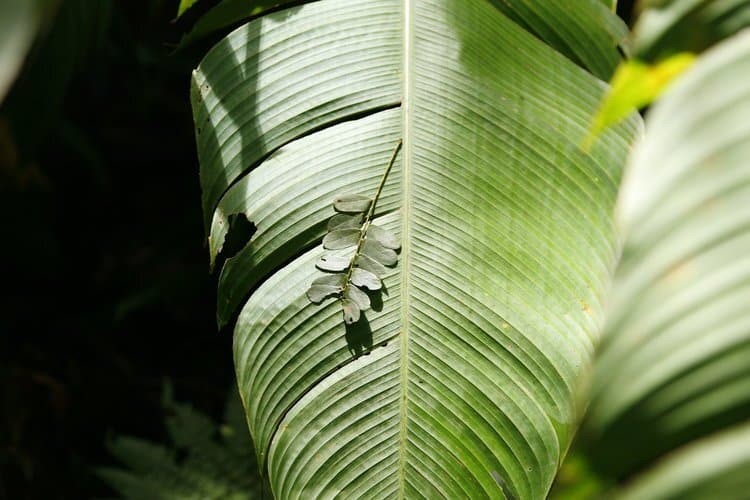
{"left": 0, "top": 1, "right": 236, "bottom": 497}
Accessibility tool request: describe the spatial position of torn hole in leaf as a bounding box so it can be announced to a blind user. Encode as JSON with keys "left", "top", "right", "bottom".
{"left": 215, "top": 213, "right": 256, "bottom": 265}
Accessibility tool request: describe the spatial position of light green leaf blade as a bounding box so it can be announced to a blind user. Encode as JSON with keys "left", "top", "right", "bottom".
{"left": 193, "top": 0, "right": 640, "bottom": 497}
{"left": 210, "top": 110, "right": 402, "bottom": 324}
{"left": 582, "top": 31, "right": 750, "bottom": 482}
{"left": 192, "top": 3, "right": 401, "bottom": 232}
{"left": 585, "top": 52, "right": 695, "bottom": 144}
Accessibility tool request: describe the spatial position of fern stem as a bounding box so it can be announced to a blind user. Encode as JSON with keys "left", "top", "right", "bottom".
{"left": 342, "top": 139, "right": 403, "bottom": 292}
{"left": 367, "top": 138, "right": 403, "bottom": 224}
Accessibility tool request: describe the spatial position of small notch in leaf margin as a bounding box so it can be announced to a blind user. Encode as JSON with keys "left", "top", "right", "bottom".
{"left": 213, "top": 213, "right": 257, "bottom": 272}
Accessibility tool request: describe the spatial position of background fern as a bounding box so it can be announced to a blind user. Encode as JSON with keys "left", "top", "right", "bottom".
{"left": 97, "top": 385, "right": 261, "bottom": 499}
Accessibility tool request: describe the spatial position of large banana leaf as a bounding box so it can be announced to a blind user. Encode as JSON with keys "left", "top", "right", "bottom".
{"left": 182, "top": 0, "right": 628, "bottom": 78}
{"left": 581, "top": 30, "right": 750, "bottom": 491}
{"left": 191, "top": 0, "right": 639, "bottom": 497}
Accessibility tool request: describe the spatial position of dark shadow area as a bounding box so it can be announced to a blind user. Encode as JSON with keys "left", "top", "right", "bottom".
{"left": 0, "top": 1, "right": 236, "bottom": 498}
{"left": 581, "top": 360, "right": 750, "bottom": 482}
{"left": 369, "top": 287, "right": 385, "bottom": 313}
{"left": 345, "top": 312, "right": 374, "bottom": 358}
{"left": 618, "top": 0, "right": 636, "bottom": 27}
{"left": 219, "top": 213, "right": 257, "bottom": 261}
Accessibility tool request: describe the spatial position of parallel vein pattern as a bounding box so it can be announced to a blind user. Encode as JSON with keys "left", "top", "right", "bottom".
{"left": 487, "top": 0, "right": 629, "bottom": 80}
{"left": 191, "top": 1, "right": 401, "bottom": 230}
{"left": 191, "top": 0, "right": 640, "bottom": 498}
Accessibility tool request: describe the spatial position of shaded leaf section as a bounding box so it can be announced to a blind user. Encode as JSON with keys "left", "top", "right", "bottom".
{"left": 634, "top": 0, "right": 750, "bottom": 61}
{"left": 179, "top": 0, "right": 307, "bottom": 48}
{"left": 487, "top": 0, "right": 629, "bottom": 79}
{"left": 191, "top": 0, "right": 401, "bottom": 230}
{"left": 616, "top": 423, "right": 750, "bottom": 500}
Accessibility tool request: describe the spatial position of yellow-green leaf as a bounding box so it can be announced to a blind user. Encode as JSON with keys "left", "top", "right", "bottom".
{"left": 585, "top": 52, "right": 695, "bottom": 147}
{"left": 176, "top": 0, "right": 199, "bottom": 18}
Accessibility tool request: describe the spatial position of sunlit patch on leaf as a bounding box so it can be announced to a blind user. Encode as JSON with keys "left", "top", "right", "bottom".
{"left": 306, "top": 140, "right": 402, "bottom": 324}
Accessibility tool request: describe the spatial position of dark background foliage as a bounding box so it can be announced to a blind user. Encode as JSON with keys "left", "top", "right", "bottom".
{"left": 0, "top": 1, "right": 635, "bottom": 498}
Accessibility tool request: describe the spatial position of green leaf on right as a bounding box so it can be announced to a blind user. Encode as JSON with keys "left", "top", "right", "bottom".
{"left": 581, "top": 30, "right": 750, "bottom": 497}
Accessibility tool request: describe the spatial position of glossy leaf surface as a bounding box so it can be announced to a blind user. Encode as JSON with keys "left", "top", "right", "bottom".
{"left": 192, "top": 0, "right": 638, "bottom": 497}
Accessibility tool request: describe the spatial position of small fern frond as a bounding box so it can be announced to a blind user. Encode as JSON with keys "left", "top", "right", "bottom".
{"left": 98, "top": 386, "right": 261, "bottom": 499}
{"left": 306, "top": 139, "right": 402, "bottom": 324}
